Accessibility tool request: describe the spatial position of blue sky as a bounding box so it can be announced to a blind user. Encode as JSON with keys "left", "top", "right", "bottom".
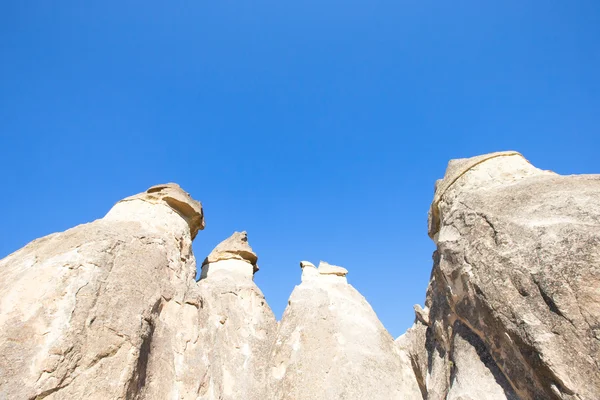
{"left": 1, "top": 1, "right": 598, "bottom": 337}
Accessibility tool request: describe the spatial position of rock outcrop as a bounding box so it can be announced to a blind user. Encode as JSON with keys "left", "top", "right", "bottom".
{"left": 1, "top": 152, "right": 599, "bottom": 400}
{"left": 0, "top": 183, "right": 205, "bottom": 399}
{"left": 401, "top": 152, "right": 600, "bottom": 400}
{"left": 194, "top": 231, "right": 277, "bottom": 400}
{"left": 200, "top": 231, "right": 259, "bottom": 279}
{"left": 268, "top": 260, "right": 422, "bottom": 400}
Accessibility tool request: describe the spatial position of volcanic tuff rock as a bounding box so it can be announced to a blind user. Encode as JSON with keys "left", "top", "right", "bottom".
{"left": 268, "top": 260, "right": 422, "bottom": 399}
{"left": 201, "top": 231, "right": 259, "bottom": 276}
{"left": 400, "top": 151, "right": 600, "bottom": 400}
{"left": 194, "top": 231, "right": 276, "bottom": 400}
{"left": 0, "top": 183, "right": 205, "bottom": 399}
{"left": 1, "top": 152, "right": 599, "bottom": 400}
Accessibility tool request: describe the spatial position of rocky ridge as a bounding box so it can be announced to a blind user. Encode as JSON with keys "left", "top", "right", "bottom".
{"left": 0, "top": 153, "right": 598, "bottom": 399}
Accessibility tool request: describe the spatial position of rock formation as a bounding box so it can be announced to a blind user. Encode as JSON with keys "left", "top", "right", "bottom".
{"left": 194, "top": 231, "right": 276, "bottom": 400}
{"left": 0, "top": 183, "right": 205, "bottom": 399}
{"left": 400, "top": 151, "right": 600, "bottom": 400}
{"left": 268, "top": 260, "right": 422, "bottom": 399}
{"left": 1, "top": 152, "right": 599, "bottom": 399}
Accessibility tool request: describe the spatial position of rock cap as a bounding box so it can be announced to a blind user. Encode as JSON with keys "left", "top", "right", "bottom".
{"left": 117, "top": 183, "right": 205, "bottom": 239}
{"left": 317, "top": 261, "right": 348, "bottom": 277}
{"left": 202, "top": 231, "right": 259, "bottom": 273}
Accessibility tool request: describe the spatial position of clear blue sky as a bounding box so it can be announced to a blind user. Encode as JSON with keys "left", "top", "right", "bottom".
{"left": 1, "top": 1, "right": 598, "bottom": 337}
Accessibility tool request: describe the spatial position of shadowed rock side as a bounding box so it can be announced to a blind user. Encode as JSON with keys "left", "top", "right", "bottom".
{"left": 400, "top": 152, "right": 600, "bottom": 400}
{"left": 0, "top": 183, "right": 205, "bottom": 399}
{"left": 268, "top": 261, "right": 422, "bottom": 400}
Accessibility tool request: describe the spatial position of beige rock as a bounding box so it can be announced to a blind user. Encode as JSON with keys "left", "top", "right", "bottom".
{"left": 446, "top": 323, "right": 518, "bottom": 400}
{"left": 299, "top": 260, "right": 315, "bottom": 269}
{"left": 268, "top": 261, "right": 422, "bottom": 400}
{"left": 403, "top": 152, "right": 600, "bottom": 400}
{"left": 317, "top": 261, "right": 348, "bottom": 276}
{"left": 194, "top": 232, "right": 278, "bottom": 400}
{"left": 0, "top": 184, "right": 205, "bottom": 400}
{"left": 110, "top": 182, "right": 205, "bottom": 239}
{"left": 3, "top": 152, "right": 599, "bottom": 400}
{"left": 299, "top": 260, "right": 319, "bottom": 282}
{"left": 201, "top": 231, "right": 258, "bottom": 274}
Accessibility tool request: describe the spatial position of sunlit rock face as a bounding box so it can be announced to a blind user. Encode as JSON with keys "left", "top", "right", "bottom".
{"left": 0, "top": 183, "right": 205, "bottom": 400}
{"left": 267, "top": 260, "right": 422, "bottom": 400}
{"left": 194, "top": 231, "right": 277, "bottom": 400}
{"left": 1, "top": 151, "right": 599, "bottom": 400}
{"left": 401, "top": 151, "right": 600, "bottom": 400}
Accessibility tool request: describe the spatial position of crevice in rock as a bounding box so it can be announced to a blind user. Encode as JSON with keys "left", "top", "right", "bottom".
{"left": 453, "top": 321, "right": 519, "bottom": 399}
{"left": 504, "top": 323, "right": 575, "bottom": 399}
{"left": 124, "top": 296, "right": 165, "bottom": 400}
{"left": 125, "top": 319, "right": 155, "bottom": 400}
{"left": 533, "top": 278, "right": 565, "bottom": 318}
{"left": 31, "top": 383, "right": 71, "bottom": 400}
{"left": 481, "top": 214, "right": 500, "bottom": 245}
{"left": 409, "top": 354, "right": 427, "bottom": 400}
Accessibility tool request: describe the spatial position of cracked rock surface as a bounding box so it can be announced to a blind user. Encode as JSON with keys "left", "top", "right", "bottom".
{"left": 0, "top": 184, "right": 205, "bottom": 399}
{"left": 1, "top": 151, "right": 599, "bottom": 400}
{"left": 401, "top": 152, "right": 600, "bottom": 400}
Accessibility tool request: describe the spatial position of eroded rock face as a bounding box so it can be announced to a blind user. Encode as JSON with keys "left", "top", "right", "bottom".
{"left": 402, "top": 152, "right": 600, "bottom": 400}
{"left": 2, "top": 152, "right": 599, "bottom": 400}
{"left": 268, "top": 260, "right": 422, "bottom": 400}
{"left": 193, "top": 232, "right": 277, "bottom": 400}
{"left": 200, "top": 231, "right": 259, "bottom": 279}
{"left": 0, "top": 184, "right": 205, "bottom": 399}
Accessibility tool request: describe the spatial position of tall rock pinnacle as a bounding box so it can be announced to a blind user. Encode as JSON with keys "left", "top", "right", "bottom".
{"left": 268, "top": 260, "right": 422, "bottom": 399}
{"left": 196, "top": 231, "right": 276, "bottom": 399}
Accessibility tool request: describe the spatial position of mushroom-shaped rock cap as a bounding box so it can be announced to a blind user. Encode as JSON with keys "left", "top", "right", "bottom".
{"left": 202, "top": 231, "right": 259, "bottom": 273}
{"left": 317, "top": 261, "right": 348, "bottom": 276}
{"left": 117, "top": 183, "right": 205, "bottom": 239}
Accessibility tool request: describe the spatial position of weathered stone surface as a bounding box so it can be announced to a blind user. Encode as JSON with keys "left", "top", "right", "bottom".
{"left": 201, "top": 231, "right": 259, "bottom": 275}
{"left": 268, "top": 261, "right": 422, "bottom": 400}
{"left": 2, "top": 151, "right": 599, "bottom": 400}
{"left": 193, "top": 233, "right": 277, "bottom": 400}
{"left": 0, "top": 184, "right": 205, "bottom": 399}
{"left": 316, "top": 261, "right": 348, "bottom": 276}
{"left": 113, "top": 182, "right": 205, "bottom": 239}
{"left": 402, "top": 152, "right": 600, "bottom": 400}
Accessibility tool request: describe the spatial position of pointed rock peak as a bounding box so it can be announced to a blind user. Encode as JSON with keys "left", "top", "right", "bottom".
{"left": 202, "top": 231, "right": 259, "bottom": 272}
{"left": 109, "top": 183, "right": 205, "bottom": 240}
{"left": 413, "top": 304, "right": 430, "bottom": 326}
{"left": 317, "top": 261, "right": 348, "bottom": 276}
{"left": 300, "top": 260, "right": 319, "bottom": 282}
{"left": 300, "top": 260, "right": 316, "bottom": 269}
